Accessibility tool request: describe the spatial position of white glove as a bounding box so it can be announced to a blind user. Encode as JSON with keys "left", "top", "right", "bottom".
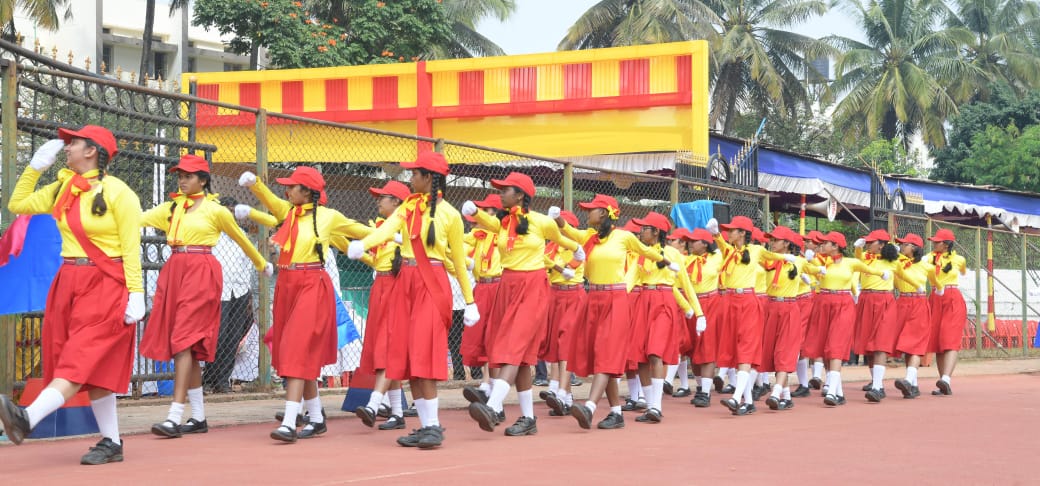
{"left": 124, "top": 292, "right": 146, "bottom": 324}
{"left": 668, "top": 261, "right": 681, "bottom": 273}
{"left": 547, "top": 206, "right": 561, "bottom": 219}
{"left": 695, "top": 316, "right": 707, "bottom": 335}
{"left": 783, "top": 254, "right": 797, "bottom": 264}
{"left": 234, "top": 204, "right": 252, "bottom": 221}
{"left": 393, "top": 233, "right": 403, "bottom": 244}
{"left": 805, "top": 249, "right": 815, "bottom": 261}
{"left": 263, "top": 263, "right": 274, "bottom": 277}
{"left": 466, "top": 258, "right": 475, "bottom": 271}
{"left": 372, "top": 270, "right": 378, "bottom": 281}
{"left": 562, "top": 267, "right": 576, "bottom": 280}
{"left": 852, "top": 294, "right": 859, "bottom": 304}
{"left": 881, "top": 270, "right": 891, "bottom": 281}
{"left": 463, "top": 303, "right": 481, "bottom": 327}
{"left": 800, "top": 273, "right": 812, "bottom": 285}
{"left": 706, "top": 218, "right": 719, "bottom": 235}
{"left": 854, "top": 238, "right": 866, "bottom": 249}
{"left": 461, "top": 200, "right": 477, "bottom": 217}
{"left": 30, "top": 139, "right": 65, "bottom": 171}
{"left": 573, "top": 245, "right": 586, "bottom": 262}
{"left": 917, "top": 286, "right": 926, "bottom": 293}
{"left": 347, "top": 240, "right": 366, "bottom": 260}
{"left": 685, "top": 310, "right": 695, "bottom": 319}
{"left": 935, "top": 287, "right": 945, "bottom": 296}
{"left": 238, "top": 171, "right": 257, "bottom": 187}
{"left": 818, "top": 267, "right": 827, "bottom": 276}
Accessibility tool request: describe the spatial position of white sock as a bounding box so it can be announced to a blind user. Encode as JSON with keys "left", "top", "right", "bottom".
{"left": 651, "top": 378, "right": 665, "bottom": 410}
{"left": 187, "top": 387, "right": 205, "bottom": 421}
{"left": 755, "top": 372, "right": 765, "bottom": 387}
{"left": 584, "top": 400, "right": 597, "bottom": 414}
{"left": 414, "top": 398, "right": 428, "bottom": 426}
{"left": 941, "top": 374, "right": 951, "bottom": 384}
{"left": 280, "top": 400, "right": 301, "bottom": 429}
{"left": 733, "top": 371, "right": 750, "bottom": 402}
{"left": 26, "top": 387, "right": 65, "bottom": 429}
{"left": 665, "top": 364, "right": 680, "bottom": 383}
{"left": 771, "top": 383, "right": 782, "bottom": 398}
{"left": 906, "top": 367, "right": 918, "bottom": 386}
{"left": 797, "top": 358, "right": 809, "bottom": 385}
{"left": 641, "top": 385, "right": 652, "bottom": 407}
{"left": 719, "top": 367, "right": 730, "bottom": 381}
{"left": 478, "top": 381, "right": 492, "bottom": 393}
{"left": 871, "top": 365, "right": 885, "bottom": 390}
{"left": 389, "top": 389, "right": 404, "bottom": 417}
{"left": 610, "top": 405, "right": 622, "bottom": 414}
{"left": 563, "top": 391, "right": 574, "bottom": 406}
{"left": 727, "top": 368, "right": 737, "bottom": 385}
{"left": 813, "top": 361, "right": 824, "bottom": 379}
{"left": 518, "top": 390, "right": 535, "bottom": 419}
{"left": 426, "top": 398, "right": 440, "bottom": 427}
{"left": 549, "top": 380, "right": 560, "bottom": 395}
{"left": 365, "top": 391, "right": 384, "bottom": 412}
{"left": 744, "top": 370, "right": 757, "bottom": 403}
{"left": 763, "top": 372, "right": 772, "bottom": 386}
{"left": 381, "top": 392, "right": 391, "bottom": 407}
{"left": 827, "top": 371, "right": 843, "bottom": 397}
{"left": 628, "top": 378, "right": 641, "bottom": 401}
{"left": 166, "top": 402, "right": 185, "bottom": 424}
{"left": 488, "top": 378, "right": 511, "bottom": 413}
{"left": 305, "top": 396, "right": 323, "bottom": 424}
{"left": 782, "top": 387, "right": 792, "bottom": 400}
{"left": 700, "top": 378, "right": 712, "bottom": 396}
{"left": 90, "top": 394, "right": 120, "bottom": 445}
{"left": 679, "top": 365, "right": 690, "bottom": 389}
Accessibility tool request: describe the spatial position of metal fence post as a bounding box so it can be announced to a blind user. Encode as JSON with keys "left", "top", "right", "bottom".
{"left": 670, "top": 176, "right": 679, "bottom": 207}
{"left": 0, "top": 59, "right": 18, "bottom": 395}
{"left": 975, "top": 226, "right": 983, "bottom": 355}
{"left": 1023, "top": 233, "right": 1029, "bottom": 356}
{"left": 256, "top": 109, "right": 272, "bottom": 389}
{"left": 563, "top": 162, "right": 573, "bottom": 212}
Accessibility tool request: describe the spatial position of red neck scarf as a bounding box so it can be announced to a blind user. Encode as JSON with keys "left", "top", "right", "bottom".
{"left": 501, "top": 206, "right": 525, "bottom": 250}
{"left": 167, "top": 191, "right": 207, "bottom": 244}
{"left": 765, "top": 260, "right": 784, "bottom": 287}
{"left": 932, "top": 251, "right": 947, "bottom": 275}
{"left": 720, "top": 244, "right": 744, "bottom": 275}
{"left": 471, "top": 230, "right": 497, "bottom": 271}
{"left": 53, "top": 169, "right": 98, "bottom": 221}
{"left": 271, "top": 203, "right": 314, "bottom": 265}
{"left": 687, "top": 254, "right": 705, "bottom": 283}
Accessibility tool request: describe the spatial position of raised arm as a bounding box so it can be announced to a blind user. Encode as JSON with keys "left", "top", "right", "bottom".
{"left": 7, "top": 168, "right": 62, "bottom": 215}
{"left": 248, "top": 179, "right": 293, "bottom": 223}
{"left": 216, "top": 207, "right": 266, "bottom": 270}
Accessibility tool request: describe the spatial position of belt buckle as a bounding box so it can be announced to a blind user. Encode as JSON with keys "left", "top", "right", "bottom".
{"left": 734, "top": 288, "right": 745, "bottom": 294}
{"left": 76, "top": 257, "right": 90, "bottom": 265}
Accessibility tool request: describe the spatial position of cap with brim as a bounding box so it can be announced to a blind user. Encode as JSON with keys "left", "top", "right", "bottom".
{"left": 559, "top": 210, "right": 579, "bottom": 227}
{"left": 631, "top": 211, "right": 671, "bottom": 233}
{"left": 473, "top": 193, "right": 504, "bottom": 210}
{"left": 896, "top": 233, "right": 924, "bottom": 247}
{"left": 824, "top": 231, "right": 847, "bottom": 248}
{"left": 864, "top": 229, "right": 892, "bottom": 242}
{"left": 719, "top": 216, "right": 755, "bottom": 233}
{"left": 578, "top": 194, "right": 620, "bottom": 219}
{"left": 621, "top": 220, "right": 641, "bottom": 233}
{"left": 667, "top": 228, "right": 694, "bottom": 240}
{"left": 368, "top": 180, "right": 411, "bottom": 201}
{"left": 58, "top": 125, "right": 119, "bottom": 158}
{"left": 275, "top": 166, "right": 327, "bottom": 205}
{"left": 490, "top": 172, "right": 536, "bottom": 198}
{"left": 689, "top": 228, "right": 714, "bottom": 242}
{"left": 806, "top": 230, "right": 825, "bottom": 243}
{"left": 928, "top": 228, "right": 956, "bottom": 242}
{"left": 168, "top": 154, "right": 210, "bottom": 174}
{"left": 400, "top": 151, "right": 449, "bottom": 175}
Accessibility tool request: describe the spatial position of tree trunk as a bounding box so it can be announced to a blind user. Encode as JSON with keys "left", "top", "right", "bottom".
{"left": 139, "top": 0, "right": 156, "bottom": 85}
{"left": 249, "top": 43, "right": 259, "bottom": 70}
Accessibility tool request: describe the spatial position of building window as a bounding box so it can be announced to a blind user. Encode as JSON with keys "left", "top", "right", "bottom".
{"left": 223, "top": 63, "right": 245, "bottom": 72}
{"left": 186, "top": 56, "right": 196, "bottom": 73}
{"left": 153, "top": 51, "right": 168, "bottom": 80}
{"left": 101, "top": 45, "right": 113, "bottom": 73}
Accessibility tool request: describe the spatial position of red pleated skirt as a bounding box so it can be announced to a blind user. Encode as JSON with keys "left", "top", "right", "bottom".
{"left": 270, "top": 267, "right": 337, "bottom": 380}
{"left": 568, "top": 289, "right": 631, "bottom": 377}
{"left": 895, "top": 295, "right": 931, "bottom": 356}
{"left": 140, "top": 252, "right": 223, "bottom": 362}
{"left": 797, "top": 293, "right": 814, "bottom": 345}
{"left": 715, "top": 292, "right": 763, "bottom": 367}
{"left": 854, "top": 291, "right": 900, "bottom": 356}
{"left": 540, "top": 285, "right": 587, "bottom": 363}
{"left": 804, "top": 292, "right": 857, "bottom": 361}
{"left": 43, "top": 264, "right": 134, "bottom": 393}
{"left": 486, "top": 269, "right": 550, "bottom": 366}
{"left": 629, "top": 288, "right": 684, "bottom": 365}
{"left": 691, "top": 293, "right": 721, "bottom": 364}
{"left": 461, "top": 278, "right": 500, "bottom": 367}
{"left": 929, "top": 288, "right": 966, "bottom": 353}
{"left": 759, "top": 300, "right": 802, "bottom": 372}
{"left": 358, "top": 273, "right": 396, "bottom": 373}
{"left": 385, "top": 265, "right": 452, "bottom": 381}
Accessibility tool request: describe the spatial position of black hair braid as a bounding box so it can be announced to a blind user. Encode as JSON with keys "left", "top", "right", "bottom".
{"left": 739, "top": 229, "right": 752, "bottom": 264}
{"left": 596, "top": 216, "right": 614, "bottom": 239}
{"left": 880, "top": 242, "right": 899, "bottom": 262}
{"left": 516, "top": 193, "right": 531, "bottom": 235}
{"left": 655, "top": 230, "right": 668, "bottom": 269}
{"left": 199, "top": 172, "right": 212, "bottom": 195}
{"left": 784, "top": 241, "right": 799, "bottom": 280}
{"left": 911, "top": 246, "right": 924, "bottom": 263}
{"left": 310, "top": 189, "right": 325, "bottom": 266}
{"left": 391, "top": 246, "right": 403, "bottom": 276}
{"left": 88, "top": 142, "right": 110, "bottom": 217}
{"left": 424, "top": 171, "right": 444, "bottom": 248}
{"left": 942, "top": 241, "right": 954, "bottom": 273}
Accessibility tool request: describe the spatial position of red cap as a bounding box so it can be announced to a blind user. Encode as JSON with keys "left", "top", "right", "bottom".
{"left": 559, "top": 210, "right": 579, "bottom": 227}
{"left": 368, "top": 180, "right": 411, "bottom": 201}
{"left": 578, "top": 194, "right": 620, "bottom": 219}
{"left": 401, "top": 151, "right": 449, "bottom": 175}
{"left": 896, "top": 233, "right": 924, "bottom": 247}
{"left": 473, "top": 193, "right": 504, "bottom": 210}
{"left": 168, "top": 154, "right": 210, "bottom": 174}
{"left": 751, "top": 228, "right": 768, "bottom": 243}
{"left": 720, "top": 215, "right": 755, "bottom": 233}
{"left": 824, "top": 231, "right": 847, "bottom": 248}
{"left": 689, "top": 228, "right": 714, "bottom": 242}
{"left": 768, "top": 226, "right": 804, "bottom": 249}
{"left": 621, "top": 220, "right": 641, "bottom": 233}
{"left": 806, "top": 230, "right": 826, "bottom": 243}
{"left": 791, "top": 233, "right": 805, "bottom": 249}
{"left": 490, "top": 172, "right": 536, "bottom": 198}
{"left": 928, "top": 228, "right": 956, "bottom": 242}
{"left": 58, "top": 125, "right": 119, "bottom": 158}
{"left": 864, "top": 229, "right": 892, "bottom": 243}
{"left": 631, "top": 211, "right": 671, "bottom": 233}
{"left": 667, "top": 228, "right": 694, "bottom": 240}
{"left": 276, "top": 166, "right": 327, "bottom": 205}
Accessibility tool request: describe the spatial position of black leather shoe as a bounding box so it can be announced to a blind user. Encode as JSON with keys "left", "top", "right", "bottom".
{"left": 721, "top": 385, "right": 736, "bottom": 394}
{"left": 571, "top": 375, "right": 583, "bottom": 387}
{"left": 662, "top": 382, "right": 674, "bottom": 396}
{"left": 150, "top": 420, "right": 182, "bottom": 438}
{"left": 644, "top": 408, "right": 662, "bottom": 423}
{"left": 532, "top": 378, "right": 549, "bottom": 386}
{"left": 570, "top": 404, "right": 593, "bottom": 429}
{"left": 936, "top": 380, "right": 952, "bottom": 395}
{"left": 823, "top": 394, "right": 847, "bottom": 406}
{"left": 0, "top": 394, "right": 31, "bottom": 445}
{"left": 862, "top": 383, "right": 873, "bottom": 391}
{"left": 270, "top": 425, "right": 297, "bottom": 443}
{"left": 733, "top": 403, "right": 756, "bottom": 416}
{"left": 299, "top": 421, "right": 327, "bottom": 439}
{"left": 894, "top": 379, "right": 913, "bottom": 398}
{"left": 462, "top": 386, "right": 489, "bottom": 404}
{"left": 180, "top": 418, "right": 208, "bottom": 434}
{"left": 777, "top": 399, "right": 794, "bottom": 410}
{"left": 417, "top": 426, "right": 444, "bottom": 449}
{"left": 355, "top": 406, "right": 377, "bottom": 428}
{"left": 635, "top": 412, "right": 651, "bottom": 422}
{"left": 713, "top": 376, "right": 725, "bottom": 393}
{"left": 691, "top": 391, "right": 710, "bottom": 407}
{"left": 597, "top": 411, "right": 625, "bottom": 429}
{"left": 865, "top": 388, "right": 885, "bottom": 403}
{"left": 621, "top": 398, "right": 638, "bottom": 412}
{"left": 549, "top": 404, "right": 571, "bottom": 416}
{"left": 379, "top": 415, "right": 406, "bottom": 430}
{"left": 467, "top": 402, "right": 500, "bottom": 432}
{"left": 497, "top": 410, "right": 506, "bottom": 422}
{"left": 80, "top": 438, "right": 123, "bottom": 465}
{"left": 377, "top": 404, "right": 392, "bottom": 419}
{"left": 765, "top": 396, "right": 781, "bottom": 410}
{"left": 672, "top": 387, "right": 692, "bottom": 398}
{"left": 544, "top": 392, "right": 565, "bottom": 416}
{"left": 808, "top": 377, "right": 822, "bottom": 390}
{"left": 274, "top": 411, "right": 310, "bottom": 428}
{"left": 908, "top": 386, "right": 921, "bottom": 398}
{"left": 397, "top": 428, "right": 422, "bottom": 447}
{"left": 505, "top": 416, "right": 538, "bottom": 436}
{"left": 720, "top": 397, "right": 739, "bottom": 412}
{"left": 791, "top": 385, "right": 811, "bottom": 398}
{"left": 752, "top": 384, "right": 767, "bottom": 401}
{"left": 403, "top": 406, "right": 418, "bottom": 417}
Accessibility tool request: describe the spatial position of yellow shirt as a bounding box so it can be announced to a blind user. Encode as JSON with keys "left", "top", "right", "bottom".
{"left": 563, "top": 225, "right": 662, "bottom": 285}
{"left": 714, "top": 236, "right": 787, "bottom": 290}
{"left": 854, "top": 248, "right": 899, "bottom": 291}
{"left": 358, "top": 218, "right": 400, "bottom": 272}
{"left": 360, "top": 194, "right": 474, "bottom": 304}
{"left": 141, "top": 193, "right": 266, "bottom": 271}
{"left": 633, "top": 244, "right": 702, "bottom": 316}
{"left": 754, "top": 260, "right": 768, "bottom": 294}
{"left": 463, "top": 228, "right": 503, "bottom": 278}
{"left": 805, "top": 256, "right": 883, "bottom": 290}
{"left": 764, "top": 258, "right": 804, "bottom": 298}
{"left": 685, "top": 251, "right": 722, "bottom": 294}
{"left": 9, "top": 167, "right": 143, "bottom": 293}
{"left": 544, "top": 242, "right": 585, "bottom": 285}
{"left": 250, "top": 180, "right": 371, "bottom": 264}
{"left": 894, "top": 255, "right": 936, "bottom": 293}
{"left": 797, "top": 256, "right": 813, "bottom": 296}
{"left": 926, "top": 251, "right": 967, "bottom": 289}
{"left": 474, "top": 210, "right": 579, "bottom": 272}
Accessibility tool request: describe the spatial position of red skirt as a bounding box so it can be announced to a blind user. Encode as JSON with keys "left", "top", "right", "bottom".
{"left": 461, "top": 278, "right": 500, "bottom": 367}
{"left": 540, "top": 285, "right": 586, "bottom": 363}
{"left": 140, "top": 253, "right": 222, "bottom": 362}
{"left": 569, "top": 289, "right": 631, "bottom": 377}
{"left": 629, "top": 288, "right": 683, "bottom": 365}
{"left": 358, "top": 273, "right": 395, "bottom": 373}
{"left": 759, "top": 300, "right": 802, "bottom": 372}
{"left": 486, "top": 270, "right": 550, "bottom": 366}
{"left": 386, "top": 265, "right": 452, "bottom": 381}
{"left": 929, "top": 288, "right": 966, "bottom": 353}
{"left": 804, "top": 292, "right": 857, "bottom": 360}
{"left": 43, "top": 264, "right": 134, "bottom": 393}
{"left": 271, "top": 267, "right": 337, "bottom": 380}
{"left": 797, "top": 293, "right": 814, "bottom": 345}
{"left": 691, "top": 293, "right": 721, "bottom": 364}
{"left": 895, "top": 295, "right": 931, "bottom": 356}
{"left": 854, "top": 291, "right": 900, "bottom": 356}
{"left": 715, "top": 292, "right": 764, "bottom": 367}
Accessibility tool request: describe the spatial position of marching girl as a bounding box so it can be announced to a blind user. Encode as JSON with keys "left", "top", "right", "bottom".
{"left": 759, "top": 226, "right": 805, "bottom": 411}
{"left": 751, "top": 228, "right": 772, "bottom": 398}
{"left": 1, "top": 127, "right": 144, "bottom": 465}
{"left": 926, "top": 229, "right": 967, "bottom": 396}
{"left": 348, "top": 152, "right": 479, "bottom": 449}
{"left": 629, "top": 212, "right": 704, "bottom": 423}
{"left": 791, "top": 231, "right": 821, "bottom": 398}
{"left": 238, "top": 165, "right": 372, "bottom": 442}
{"left": 891, "top": 233, "right": 935, "bottom": 399}
{"left": 352, "top": 180, "right": 411, "bottom": 430}
{"left": 803, "top": 232, "right": 888, "bottom": 406}
{"left": 540, "top": 210, "right": 587, "bottom": 417}
{"left": 461, "top": 172, "right": 582, "bottom": 437}
{"left": 801, "top": 230, "right": 832, "bottom": 394}
{"left": 140, "top": 154, "right": 271, "bottom": 438}
{"left": 684, "top": 228, "right": 724, "bottom": 407}
{"left": 560, "top": 195, "right": 673, "bottom": 430}
{"left": 850, "top": 229, "right": 901, "bottom": 402}
{"left": 459, "top": 193, "right": 504, "bottom": 404}
{"left": 663, "top": 228, "right": 696, "bottom": 398}
{"left": 621, "top": 220, "right": 648, "bottom": 412}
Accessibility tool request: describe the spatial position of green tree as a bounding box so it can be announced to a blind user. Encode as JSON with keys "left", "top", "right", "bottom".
{"left": 0, "top": 0, "right": 71, "bottom": 38}
{"left": 957, "top": 123, "right": 1040, "bottom": 192}
{"left": 854, "top": 137, "right": 926, "bottom": 176}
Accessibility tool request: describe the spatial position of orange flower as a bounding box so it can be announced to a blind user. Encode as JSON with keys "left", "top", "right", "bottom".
{"left": 376, "top": 1, "right": 385, "bottom": 7}
{"left": 317, "top": 46, "right": 328, "bottom": 53}
{"left": 293, "top": 1, "right": 301, "bottom": 6}
{"left": 260, "top": 1, "right": 268, "bottom": 6}
{"left": 340, "top": 33, "right": 347, "bottom": 40}
{"left": 304, "top": 19, "right": 312, "bottom": 24}
{"left": 289, "top": 12, "right": 297, "bottom": 17}
{"left": 328, "top": 39, "right": 336, "bottom": 46}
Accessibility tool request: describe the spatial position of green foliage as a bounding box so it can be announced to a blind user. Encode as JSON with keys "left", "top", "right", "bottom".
{"left": 956, "top": 123, "right": 1040, "bottom": 193}
{"left": 729, "top": 106, "right": 869, "bottom": 163}
{"left": 854, "top": 138, "right": 926, "bottom": 176}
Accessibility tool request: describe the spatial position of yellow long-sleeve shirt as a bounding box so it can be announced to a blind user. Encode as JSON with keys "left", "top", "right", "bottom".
{"left": 463, "top": 228, "right": 503, "bottom": 278}
{"left": 633, "top": 244, "right": 702, "bottom": 316}
{"left": 9, "top": 167, "right": 143, "bottom": 293}
{"left": 894, "top": 255, "right": 938, "bottom": 293}
{"left": 357, "top": 218, "right": 400, "bottom": 272}
{"left": 141, "top": 194, "right": 266, "bottom": 271}
{"left": 544, "top": 242, "right": 584, "bottom": 285}
{"left": 926, "top": 250, "right": 967, "bottom": 289}
{"left": 714, "top": 236, "right": 788, "bottom": 290}
{"left": 754, "top": 261, "right": 768, "bottom": 294}
{"left": 360, "top": 194, "right": 474, "bottom": 304}
{"left": 764, "top": 257, "right": 805, "bottom": 298}
{"left": 563, "top": 225, "right": 662, "bottom": 285}
{"left": 854, "top": 248, "right": 900, "bottom": 291}
{"left": 473, "top": 210, "right": 579, "bottom": 272}
{"left": 805, "top": 256, "right": 884, "bottom": 290}
{"left": 685, "top": 251, "right": 722, "bottom": 294}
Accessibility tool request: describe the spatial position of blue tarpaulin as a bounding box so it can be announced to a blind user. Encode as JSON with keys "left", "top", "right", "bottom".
{"left": 670, "top": 200, "right": 721, "bottom": 230}
{"left": 335, "top": 291, "right": 361, "bottom": 348}
{"left": 0, "top": 215, "right": 62, "bottom": 315}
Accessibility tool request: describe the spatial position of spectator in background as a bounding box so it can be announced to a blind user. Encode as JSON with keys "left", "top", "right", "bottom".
{"left": 448, "top": 271, "right": 472, "bottom": 381}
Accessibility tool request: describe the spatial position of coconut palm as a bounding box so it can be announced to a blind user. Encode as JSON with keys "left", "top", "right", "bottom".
{"left": 0, "top": 0, "right": 71, "bottom": 40}
{"left": 139, "top": 0, "right": 190, "bottom": 85}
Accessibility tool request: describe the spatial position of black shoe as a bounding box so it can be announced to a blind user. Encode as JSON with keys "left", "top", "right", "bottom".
{"left": 823, "top": 394, "right": 846, "bottom": 406}
{"left": 644, "top": 408, "right": 662, "bottom": 423}
{"left": 403, "top": 406, "right": 418, "bottom": 418}
{"left": 808, "top": 377, "right": 822, "bottom": 390}
{"left": 270, "top": 425, "right": 297, "bottom": 443}
{"left": 355, "top": 406, "right": 377, "bottom": 428}
{"left": 467, "top": 402, "right": 500, "bottom": 432}
{"left": 895, "top": 379, "right": 913, "bottom": 398}
{"left": 778, "top": 399, "right": 794, "bottom": 410}
{"left": 379, "top": 415, "right": 406, "bottom": 430}
{"left": 570, "top": 404, "right": 593, "bottom": 429}
{"left": 298, "top": 421, "right": 327, "bottom": 439}
{"left": 274, "top": 411, "right": 310, "bottom": 428}
{"left": 571, "top": 375, "right": 583, "bottom": 387}
{"left": 80, "top": 438, "right": 124, "bottom": 465}
{"left": 180, "top": 418, "right": 208, "bottom": 434}
{"left": 462, "top": 386, "right": 489, "bottom": 405}
{"left": 720, "top": 398, "right": 739, "bottom": 412}
{"left": 662, "top": 382, "right": 674, "bottom": 396}
{"left": 597, "top": 411, "right": 625, "bottom": 429}
{"left": 497, "top": 410, "right": 506, "bottom": 422}
{"left": 377, "top": 404, "right": 392, "bottom": 419}
{"left": 0, "top": 394, "right": 31, "bottom": 445}
{"left": 532, "top": 378, "right": 549, "bottom": 386}
{"left": 417, "top": 426, "right": 444, "bottom": 449}
{"left": 936, "top": 379, "right": 952, "bottom": 395}
{"left": 691, "top": 392, "right": 710, "bottom": 407}
{"left": 150, "top": 420, "right": 182, "bottom": 438}
{"left": 752, "top": 384, "right": 767, "bottom": 401}
{"left": 791, "top": 385, "right": 811, "bottom": 398}
{"left": 397, "top": 428, "right": 422, "bottom": 447}
{"left": 865, "top": 388, "right": 885, "bottom": 403}
{"left": 544, "top": 392, "right": 565, "bottom": 416}
{"left": 733, "top": 403, "right": 756, "bottom": 416}
{"left": 862, "top": 383, "right": 873, "bottom": 391}
{"left": 713, "top": 376, "right": 725, "bottom": 393}
{"left": 672, "top": 387, "right": 692, "bottom": 398}
{"left": 721, "top": 385, "right": 736, "bottom": 394}
{"left": 766, "top": 396, "right": 781, "bottom": 410}
{"left": 538, "top": 390, "right": 554, "bottom": 401}
{"left": 621, "top": 398, "right": 639, "bottom": 412}
{"left": 908, "top": 386, "right": 921, "bottom": 398}
{"left": 504, "top": 416, "right": 538, "bottom": 436}
{"left": 549, "top": 404, "right": 571, "bottom": 416}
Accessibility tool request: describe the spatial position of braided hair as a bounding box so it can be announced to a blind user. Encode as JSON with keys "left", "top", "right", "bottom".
{"left": 516, "top": 193, "right": 531, "bottom": 235}
{"left": 780, "top": 240, "right": 799, "bottom": 280}
{"left": 880, "top": 242, "right": 899, "bottom": 262}
{"left": 910, "top": 245, "right": 924, "bottom": 263}
{"left": 422, "top": 169, "right": 446, "bottom": 248}
{"left": 655, "top": 228, "right": 668, "bottom": 269}
{"left": 310, "top": 189, "right": 325, "bottom": 266}
{"left": 86, "top": 140, "right": 110, "bottom": 217}
{"left": 941, "top": 241, "right": 954, "bottom": 272}
{"left": 596, "top": 214, "right": 614, "bottom": 239}
{"left": 738, "top": 229, "right": 752, "bottom": 264}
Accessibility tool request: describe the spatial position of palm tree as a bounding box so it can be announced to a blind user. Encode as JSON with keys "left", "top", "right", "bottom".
{"left": 821, "top": 0, "right": 979, "bottom": 148}
{"left": 139, "top": 0, "right": 190, "bottom": 85}
{"left": 0, "top": 0, "right": 71, "bottom": 40}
